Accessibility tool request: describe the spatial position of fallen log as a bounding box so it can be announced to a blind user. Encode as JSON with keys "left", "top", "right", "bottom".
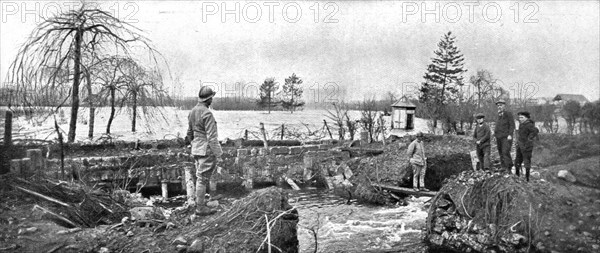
{"left": 371, "top": 183, "right": 437, "bottom": 197}
{"left": 33, "top": 205, "right": 78, "bottom": 228}
{"left": 15, "top": 186, "right": 71, "bottom": 207}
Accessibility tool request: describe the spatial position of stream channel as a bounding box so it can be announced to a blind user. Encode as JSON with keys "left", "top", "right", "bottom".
{"left": 289, "top": 188, "right": 431, "bottom": 253}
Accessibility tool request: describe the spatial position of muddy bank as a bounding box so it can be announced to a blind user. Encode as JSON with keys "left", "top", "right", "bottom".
{"left": 0, "top": 179, "right": 298, "bottom": 253}
{"left": 425, "top": 157, "right": 600, "bottom": 253}
{"left": 426, "top": 170, "right": 540, "bottom": 252}
{"left": 339, "top": 134, "right": 474, "bottom": 204}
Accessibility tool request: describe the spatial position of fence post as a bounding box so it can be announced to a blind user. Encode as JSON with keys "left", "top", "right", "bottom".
{"left": 323, "top": 120, "right": 333, "bottom": 139}
{"left": 281, "top": 124, "right": 284, "bottom": 140}
{"left": 4, "top": 111, "right": 12, "bottom": 147}
{"left": 379, "top": 114, "right": 386, "bottom": 145}
{"left": 260, "top": 123, "right": 269, "bottom": 148}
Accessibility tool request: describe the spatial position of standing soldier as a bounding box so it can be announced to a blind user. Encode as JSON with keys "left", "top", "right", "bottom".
{"left": 186, "top": 86, "right": 223, "bottom": 215}
{"left": 473, "top": 113, "right": 491, "bottom": 170}
{"left": 515, "top": 111, "right": 539, "bottom": 181}
{"left": 407, "top": 132, "right": 428, "bottom": 191}
{"left": 494, "top": 100, "right": 515, "bottom": 172}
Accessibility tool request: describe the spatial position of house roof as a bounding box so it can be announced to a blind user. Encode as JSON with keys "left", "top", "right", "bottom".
{"left": 553, "top": 94, "right": 589, "bottom": 103}
{"left": 391, "top": 100, "right": 416, "bottom": 108}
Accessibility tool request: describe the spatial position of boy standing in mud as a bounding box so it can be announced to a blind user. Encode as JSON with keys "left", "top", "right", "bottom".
{"left": 186, "top": 86, "right": 224, "bottom": 215}
{"left": 473, "top": 113, "right": 491, "bottom": 170}
{"left": 515, "top": 111, "right": 539, "bottom": 182}
{"left": 407, "top": 132, "right": 428, "bottom": 191}
{"left": 494, "top": 100, "right": 515, "bottom": 172}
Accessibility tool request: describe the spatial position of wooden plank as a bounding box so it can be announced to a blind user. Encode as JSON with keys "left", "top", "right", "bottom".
{"left": 371, "top": 183, "right": 437, "bottom": 197}
{"left": 340, "top": 147, "right": 384, "bottom": 157}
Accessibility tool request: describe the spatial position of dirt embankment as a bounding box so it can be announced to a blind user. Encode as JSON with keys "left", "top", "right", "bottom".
{"left": 343, "top": 134, "right": 474, "bottom": 204}
{"left": 426, "top": 156, "right": 600, "bottom": 253}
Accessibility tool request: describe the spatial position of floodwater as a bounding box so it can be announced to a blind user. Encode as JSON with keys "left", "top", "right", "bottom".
{"left": 289, "top": 189, "right": 431, "bottom": 253}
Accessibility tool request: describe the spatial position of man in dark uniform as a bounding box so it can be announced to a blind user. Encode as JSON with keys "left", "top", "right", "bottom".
{"left": 473, "top": 113, "right": 491, "bottom": 170}
{"left": 494, "top": 99, "right": 515, "bottom": 172}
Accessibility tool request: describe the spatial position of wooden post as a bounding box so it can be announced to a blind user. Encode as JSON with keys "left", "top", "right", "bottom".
{"left": 281, "top": 124, "right": 285, "bottom": 140}
{"left": 54, "top": 116, "right": 65, "bottom": 180}
{"left": 4, "top": 111, "right": 12, "bottom": 147}
{"left": 244, "top": 129, "right": 248, "bottom": 140}
{"left": 161, "top": 180, "right": 169, "bottom": 199}
{"left": 26, "top": 149, "right": 44, "bottom": 179}
{"left": 323, "top": 120, "right": 333, "bottom": 139}
{"left": 470, "top": 150, "right": 479, "bottom": 171}
{"left": 260, "top": 123, "right": 269, "bottom": 148}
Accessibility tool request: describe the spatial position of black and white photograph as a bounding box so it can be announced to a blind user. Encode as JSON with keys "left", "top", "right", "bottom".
{"left": 0, "top": 1, "right": 599, "bottom": 252}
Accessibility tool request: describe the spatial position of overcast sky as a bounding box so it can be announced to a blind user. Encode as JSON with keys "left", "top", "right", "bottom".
{"left": 1, "top": 1, "right": 599, "bottom": 103}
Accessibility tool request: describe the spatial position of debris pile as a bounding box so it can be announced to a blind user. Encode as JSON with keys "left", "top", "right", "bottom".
{"left": 8, "top": 176, "right": 129, "bottom": 228}
{"left": 426, "top": 170, "right": 541, "bottom": 253}
{"left": 183, "top": 187, "right": 298, "bottom": 253}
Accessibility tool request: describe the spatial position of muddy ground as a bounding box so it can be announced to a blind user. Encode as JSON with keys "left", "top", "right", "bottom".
{"left": 1, "top": 133, "right": 599, "bottom": 252}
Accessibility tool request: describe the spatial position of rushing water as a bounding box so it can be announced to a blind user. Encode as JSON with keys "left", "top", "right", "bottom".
{"left": 289, "top": 188, "right": 431, "bottom": 253}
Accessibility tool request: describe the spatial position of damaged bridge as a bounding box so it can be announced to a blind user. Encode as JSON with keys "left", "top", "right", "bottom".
{"left": 8, "top": 141, "right": 356, "bottom": 196}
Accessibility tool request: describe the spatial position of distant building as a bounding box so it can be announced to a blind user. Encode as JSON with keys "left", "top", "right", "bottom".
{"left": 391, "top": 99, "right": 416, "bottom": 130}
{"left": 534, "top": 97, "right": 554, "bottom": 105}
{"left": 553, "top": 94, "right": 589, "bottom": 106}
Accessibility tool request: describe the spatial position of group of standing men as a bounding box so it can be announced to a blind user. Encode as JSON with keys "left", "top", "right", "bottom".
{"left": 408, "top": 99, "right": 540, "bottom": 192}
{"left": 473, "top": 99, "right": 539, "bottom": 181}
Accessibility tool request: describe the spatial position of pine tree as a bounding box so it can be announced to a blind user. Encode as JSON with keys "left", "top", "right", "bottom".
{"left": 257, "top": 77, "right": 279, "bottom": 113}
{"left": 419, "top": 31, "right": 467, "bottom": 130}
{"left": 281, "top": 73, "right": 305, "bottom": 113}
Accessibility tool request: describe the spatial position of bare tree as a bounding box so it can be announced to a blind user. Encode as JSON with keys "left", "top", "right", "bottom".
{"left": 359, "top": 98, "right": 378, "bottom": 143}
{"left": 94, "top": 56, "right": 137, "bottom": 134}
{"left": 326, "top": 102, "right": 349, "bottom": 140}
{"left": 6, "top": 4, "right": 163, "bottom": 142}
{"left": 345, "top": 112, "right": 358, "bottom": 140}
{"left": 120, "top": 62, "right": 169, "bottom": 133}
{"left": 470, "top": 70, "right": 495, "bottom": 111}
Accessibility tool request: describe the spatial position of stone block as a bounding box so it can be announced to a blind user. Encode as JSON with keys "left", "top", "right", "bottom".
{"left": 269, "top": 147, "right": 290, "bottom": 155}
{"left": 289, "top": 146, "right": 303, "bottom": 155}
{"left": 304, "top": 145, "right": 319, "bottom": 152}
{"left": 318, "top": 144, "right": 333, "bottom": 150}
{"left": 258, "top": 148, "right": 268, "bottom": 156}
{"left": 237, "top": 149, "right": 249, "bottom": 157}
